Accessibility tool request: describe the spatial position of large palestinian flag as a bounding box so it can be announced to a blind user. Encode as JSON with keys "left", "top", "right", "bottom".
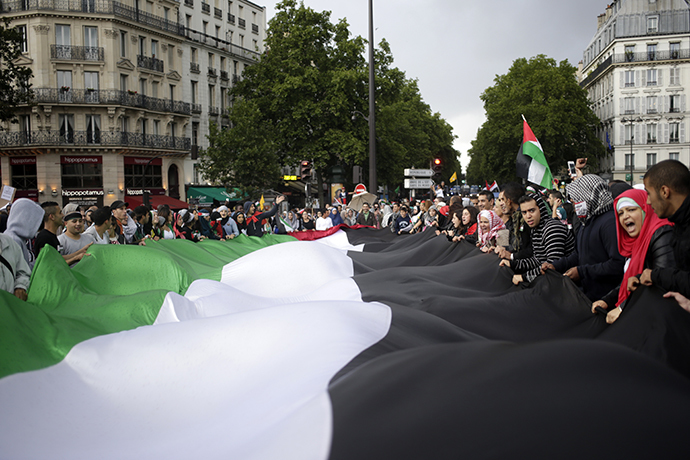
{"left": 516, "top": 118, "right": 554, "bottom": 189}
{"left": 2, "top": 228, "right": 690, "bottom": 459}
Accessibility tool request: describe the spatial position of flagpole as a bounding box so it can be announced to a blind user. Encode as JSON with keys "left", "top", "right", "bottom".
{"left": 368, "top": 0, "right": 377, "bottom": 195}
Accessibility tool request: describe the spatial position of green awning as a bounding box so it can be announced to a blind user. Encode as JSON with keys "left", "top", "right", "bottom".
{"left": 187, "top": 187, "right": 246, "bottom": 206}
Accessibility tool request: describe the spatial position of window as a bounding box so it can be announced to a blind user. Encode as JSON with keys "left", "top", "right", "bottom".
{"left": 208, "top": 84, "right": 215, "bottom": 105}
{"left": 151, "top": 81, "right": 158, "bottom": 98}
{"left": 216, "top": 26, "right": 220, "bottom": 39}
{"left": 169, "top": 84, "right": 175, "bottom": 101}
{"left": 647, "top": 96, "right": 657, "bottom": 113}
{"left": 670, "top": 123, "right": 680, "bottom": 143}
{"left": 647, "top": 44, "right": 657, "bottom": 60}
{"left": 220, "top": 56, "right": 226, "bottom": 71}
{"left": 670, "top": 67, "right": 680, "bottom": 86}
{"left": 208, "top": 52, "right": 214, "bottom": 68}
{"left": 192, "top": 122, "right": 199, "bottom": 146}
{"left": 120, "top": 31, "right": 127, "bottom": 57}
{"left": 140, "top": 118, "right": 147, "bottom": 138}
{"left": 239, "top": 34, "right": 244, "bottom": 47}
{"left": 153, "top": 120, "right": 160, "bottom": 136}
{"left": 203, "top": 21, "right": 208, "bottom": 35}
{"left": 151, "top": 40, "right": 158, "bottom": 58}
{"left": 647, "top": 123, "right": 657, "bottom": 143}
{"left": 168, "top": 45, "right": 174, "bottom": 67}
{"left": 57, "top": 70, "right": 72, "bottom": 102}
{"left": 124, "top": 163, "right": 162, "bottom": 188}
{"left": 58, "top": 114, "right": 74, "bottom": 143}
{"left": 646, "top": 153, "right": 657, "bottom": 168}
{"left": 186, "top": 14, "right": 192, "bottom": 29}
{"left": 191, "top": 47, "right": 198, "bottom": 63}
{"left": 56, "top": 24, "right": 71, "bottom": 45}
{"left": 86, "top": 115, "right": 101, "bottom": 144}
{"left": 120, "top": 74, "right": 128, "bottom": 91}
{"left": 647, "top": 69, "right": 657, "bottom": 86}
{"left": 220, "top": 88, "right": 226, "bottom": 110}
{"left": 625, "top": 153, "right": 635, "bottom": 168}
{"left": 625, "top": 124, "right": 634, "bottom": 144}
{"left": 164, "top": 7, "right": 169, "bottom": 21}
{"left": 62, "top": 160, "right": 103, "bottom": 188}
{"left": 669, "top": 152, "right": 679, "bottom": 161}
{"left": 624, "top": 97, "right": 635, "bottom": 114}
{"left": 139, "top": 78, "right": 146, "bottom": 95}
{"left": 191, "top": 81, "right": 197, "bottom": 103}
{"left": 625, "top": 70, "right": 635, "bottom": 87}
{"left": 139, "top": 36, "right": 146, "bottom": 56}
{"left": 670, "top": 42, "right": 680, "bottom": 59}
{"left": 11, "top": 158, "right": 37, "bottom": 190}
{"left": 84, "top": 71, "right": 99, "bottom": 102}
{"left": 670, "top": 94, "right": 680, "bottom": 112}
{"left": 16, "top": 25, "right": 27, "bottom": 53}
{"left": 647, "top": 16, "right": 658, "bottom": 34}
{"left": 170, "top": 122, "right": 177, "bottom": 138}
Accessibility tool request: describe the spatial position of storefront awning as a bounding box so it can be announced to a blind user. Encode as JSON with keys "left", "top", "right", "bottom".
{"left": 127, "top": 194, "right": 189, "bottom": 210}
{"left": 186, "top": 187, "right": 246, "bottom": 207}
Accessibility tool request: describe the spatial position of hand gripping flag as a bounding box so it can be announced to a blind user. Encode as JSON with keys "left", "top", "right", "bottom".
{"left": 516, "top": 117, "right": 554, "bottom": 189}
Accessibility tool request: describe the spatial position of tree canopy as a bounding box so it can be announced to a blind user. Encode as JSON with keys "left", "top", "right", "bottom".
{"left": 0, "top": 19, "right": 33, "bottom": 124}
{"left": 200, "top": 0, "right": 458, "bottom": 199}
{"left": 466, "top": 55, "right": 605, "bottom": 186}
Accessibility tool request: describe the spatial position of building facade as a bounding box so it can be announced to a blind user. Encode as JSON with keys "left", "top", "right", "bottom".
{"left": 580, "top": 0, "right": 690, "bottom": 185}
{"left": 0, "top": 0, "right": 265, "bottom": 207}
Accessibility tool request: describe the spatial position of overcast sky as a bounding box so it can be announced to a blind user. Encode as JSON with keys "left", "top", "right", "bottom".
{"left": 263, "top": 0, "right": 608, "bottom": 170}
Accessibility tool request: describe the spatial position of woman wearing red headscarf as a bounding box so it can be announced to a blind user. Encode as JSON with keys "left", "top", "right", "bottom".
{"left": 591, "top": 188, "right": 675, "bottom": 324}
{"left": 476, "top": 209, "right": 508, "bottom": 252}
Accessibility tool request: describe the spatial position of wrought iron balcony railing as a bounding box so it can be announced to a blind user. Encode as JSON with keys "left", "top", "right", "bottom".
{"left": 214, "top": 7, "right": 221, "bottom": 18}
{"left": 190, "top": 62, "right": 200, "bottom": 73}
{"left": 0, "top": 130, "right": 191, "bottom": 150}
{"left": 192, "top": 103, "right": 202, "bottom": 113}
{"left": 252, "top": 23, "right": 258, "bottom": 34}
{"left": 201, "top": 2, "right": 209, "bottom": 13}
{"left": 220, "top": 70, "right": 228, "bottom": 80}
{"left": 184, "top": 0, "right": 192, "bottom": 6}
{"left": 27, "top": 88, "right": 191, "bottom": 115}
{"left": 137, "top": 54, "right": 164, "bottom": 72}
{"left": 208, "top": 106, "right": 219, "bottom": 116}
{"left": 238, "top": 18, "right": 245, "bottom": 28}
{"left": 227, "top": 12, "right": 235, "bottom": 23}
{"left": 615, "top": 49, "right": 690, "bottom": 64}
{"left": 0, "top": 0, "right": 186, "bottom": 37}
{"left": 207, "top": 67, "right": 217, "bottom": 77}
{"left": 50, "top": 45, "right": 104, "bottom": 61}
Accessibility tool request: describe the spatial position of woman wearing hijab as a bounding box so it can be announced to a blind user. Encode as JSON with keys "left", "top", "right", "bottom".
{"left": 476, "top": 209, "right": 508, "bottom": 252}
{"left": 174, "top": 209, "right": 203, "bottom": 242}
{"left": 591, "top": 188, "right": 675, "bottom": 324}
{"left": 235, "top": 212, "right": 248, "bottom": 235}
{"left": 329, "top": 207, "right": 343, "bottom": 227}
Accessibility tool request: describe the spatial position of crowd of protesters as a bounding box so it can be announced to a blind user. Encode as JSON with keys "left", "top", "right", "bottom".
{"left": 0, "top": 159, "right": 688, "bottom": 319}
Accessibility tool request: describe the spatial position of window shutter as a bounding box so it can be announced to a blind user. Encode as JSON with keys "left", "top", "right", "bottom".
{"left": 640, "top": 70, "right": 646, "bottom": 86}
{"left": 635, "top": 124, "right": 641, "bottom": 144}
{"left": 620, "top": 99, "right": 625, "bottom": 115}
{"left": 664, "top": 123, "right": 669, "bottom": 143}
{"left": 642, "top": 124, "right": 647, "bottom": 143}
{"left": 641, "top": 97, "right": 647, "bottom": 113}
{"left": 681, "top": 121, "right": 686, "bottom": 143}
{"left": 658, "top": 69, "right": 663, "bottom": 85}
{"left": 663, "top": 95, "right": 668, "bottom": 113}
{"left": 620, "top": 125, "right": 625, "bottom": 144}
{"left": 682, "top": 95, "right": 686, "bottom": 112}
{"left": 635, "top": 97, "right": 640, "bottom": 114}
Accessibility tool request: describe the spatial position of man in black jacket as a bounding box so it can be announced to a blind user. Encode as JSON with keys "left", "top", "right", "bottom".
{"left": 631, "top": 160, "right": 690, "bottom": 309}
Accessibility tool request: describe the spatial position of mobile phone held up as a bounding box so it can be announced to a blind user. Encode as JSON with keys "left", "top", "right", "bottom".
{"left": 567, "top": 161, "right": 577, "bottom": 178}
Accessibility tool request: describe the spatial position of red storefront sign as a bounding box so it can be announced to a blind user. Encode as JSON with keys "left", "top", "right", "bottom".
{"left": 124, "top": 157, "right": 163, "bottom": 166}
{"left": 61, "top": 155, "right": 102, "bottom": 164}
{"left": 9, "top": 157, "right": 36, "bottom": 166}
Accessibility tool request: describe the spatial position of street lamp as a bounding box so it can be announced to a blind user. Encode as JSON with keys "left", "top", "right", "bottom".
{"left": 367, "top": 0, "right": 376, "bottom": 195}
{"left": 621, "top": 117, "right": 642, "bottom": 186}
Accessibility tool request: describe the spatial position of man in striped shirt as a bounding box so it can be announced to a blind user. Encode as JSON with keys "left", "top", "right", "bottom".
{"left": 500, "top": 193, "right": 574, "bottom": 285}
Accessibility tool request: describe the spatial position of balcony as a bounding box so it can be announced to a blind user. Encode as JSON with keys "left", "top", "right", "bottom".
{"left": 220, "top": 70, "right": 228, "bottom": 80}
{"left": 192, "top": 103, "right": 202, "bottom": 114}
{"left": 227, "top": 12, "right": 235, "bottom": 23}
{"left": 614, "top": 49, "right": 690, "bottom": 64}
{"left": 27, "top": 88, "right": 191, "bottom": 115}
{"left": 1, "top": 1, "right": 186, "bottom": 36}
{"left": 207, "top": 67, "right": 217, "bottom": 77}
{"left": 214, "top": 7, "right": 221, "bottom": 18}
{"left": 190, "top": 62, "right": 200, "bottom": 73}
{"left": 670, "top": 137, "right": 680, "bottom": 144}
{"left": 137, "top": 54, "right": 164, "bottom": 73}
{"left": 238, "top": 18, "right": 246, "bottom": 28}
{"left": 647, "top": 108, "right": 657, "bottom": 114}
{"left": 232, "top": 74, "right": 240, "bottom": 84}
{"left": 252, "top": 23, "right": 258, "bottom": 34}
{"left": 208, "top": 106, "right": 219, "bottom": 116}
{"left": 647, "top": 138, "right": 657, "bottom": 144}
{"left": 201, "top": 2, "right": 209, "bottom": 13}
{"left": 50, "top": 45, "right": 104, "bottom": 61}
{"left": 670, "top": 107, "right": 680, "bottom": 113}
{"left": 0, "top": 130, "right": 191, "bottom": 150}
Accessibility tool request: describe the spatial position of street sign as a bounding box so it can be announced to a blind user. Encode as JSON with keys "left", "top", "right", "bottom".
{"left": 354, "top": 183, "right": 367, "bottom": 194}
{"left": 404, "top": 168, "right": 433, "bottom": 177}
{"left": 404, "top": 179, "right": 434, "bottom": 189}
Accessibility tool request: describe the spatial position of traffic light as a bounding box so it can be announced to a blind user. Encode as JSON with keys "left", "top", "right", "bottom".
{"left": 431, "top": 158, "right": 442, "bottom": 179}
{"left": 300, "top": 160, "right": 312, "bottom": 180}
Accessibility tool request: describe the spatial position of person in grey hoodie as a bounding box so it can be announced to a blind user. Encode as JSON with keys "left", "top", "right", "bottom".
{"left": 4, "top": 198, "right": 44, "bottom": 269}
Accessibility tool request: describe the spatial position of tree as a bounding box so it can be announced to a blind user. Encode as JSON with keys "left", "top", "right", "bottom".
{"left": 199, "top": 0, "right": 458, "bottom": 202}
{"left": 466, "top": 55, "right": 605, "bottom": 186}
{"left": 0, "top": 19, "right": 33, "bottom": 124}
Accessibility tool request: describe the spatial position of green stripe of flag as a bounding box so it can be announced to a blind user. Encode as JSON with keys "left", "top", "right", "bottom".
{"left": 0, "top": 234, "right": 295, "bottom": 379}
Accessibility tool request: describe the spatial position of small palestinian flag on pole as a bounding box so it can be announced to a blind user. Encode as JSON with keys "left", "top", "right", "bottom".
{"left": 516, "top": 115, "right": 554, "bottom": 189}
